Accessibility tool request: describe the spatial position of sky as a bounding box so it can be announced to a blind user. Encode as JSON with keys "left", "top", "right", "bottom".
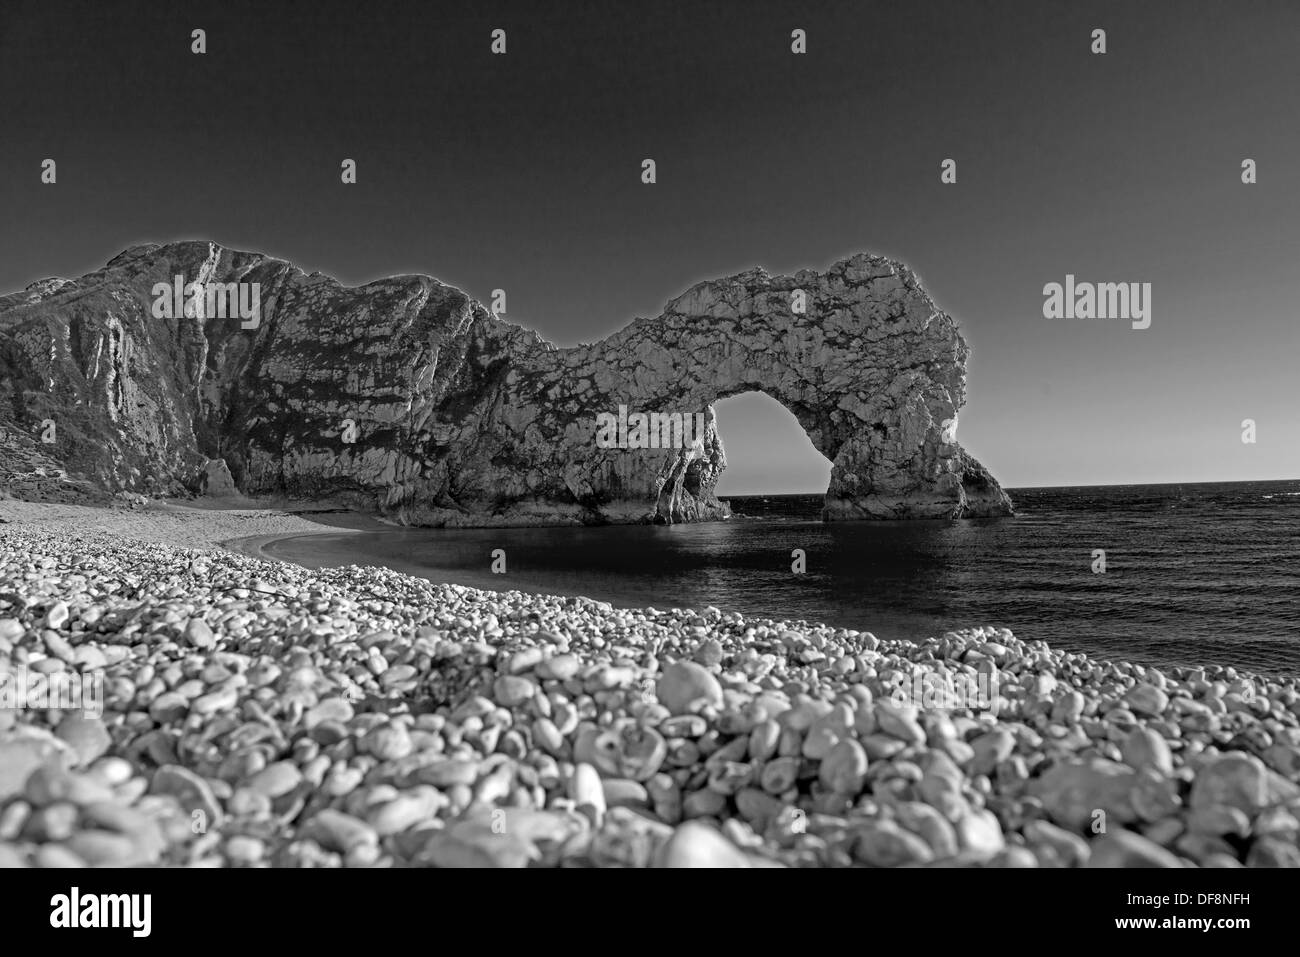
{"left": 3, "top": 0, "right": 1298, "bottom": 492}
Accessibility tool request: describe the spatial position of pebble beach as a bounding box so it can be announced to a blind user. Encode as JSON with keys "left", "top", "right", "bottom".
{"left": 1, "top": 501, "right": 1298, "bottom": 868}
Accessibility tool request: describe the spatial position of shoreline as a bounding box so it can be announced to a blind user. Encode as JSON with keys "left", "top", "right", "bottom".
{"left": 7, "top": 498, "right": 1296, "bottom": 679}
{"left": 220, "top": 530, "right": 361, "bottom": 565}
{"left": 0, "top": 498, "right": 390, "bottom": 554}
{"left": 92, "top": 499, "right": 1300, "bottom": 680}
{"left": 1, "top": 499, "right": 1298, "bottom": 869}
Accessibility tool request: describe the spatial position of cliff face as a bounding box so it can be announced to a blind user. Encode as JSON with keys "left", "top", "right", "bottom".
{"left": 0, "top": 241, "right": 1013, "bottom": 524}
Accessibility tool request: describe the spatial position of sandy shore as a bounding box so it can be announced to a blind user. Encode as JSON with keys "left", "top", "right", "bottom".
{"left": 0, "top": 498, "right": 385, "bottom": 555}
{"left": 1, "top": 500, "right": 1299, "bottom": 869}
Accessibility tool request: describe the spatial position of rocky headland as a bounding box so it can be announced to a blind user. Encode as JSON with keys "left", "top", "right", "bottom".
{"left": 0, "top": 241, "right": 1013, "bottom": 525}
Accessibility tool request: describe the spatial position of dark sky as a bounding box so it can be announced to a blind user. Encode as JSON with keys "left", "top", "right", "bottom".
{"left": 3, "top": 0, "right": 1298, "bottom": 491}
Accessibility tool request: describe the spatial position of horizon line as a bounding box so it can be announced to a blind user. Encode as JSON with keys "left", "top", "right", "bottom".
{"left": 718, "top": 476, "right": 1300, "bottom": 497}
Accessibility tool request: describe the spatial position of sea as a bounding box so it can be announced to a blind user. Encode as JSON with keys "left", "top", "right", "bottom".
{"left": 264, "top": 480, "right": 1300, "bottom": 677}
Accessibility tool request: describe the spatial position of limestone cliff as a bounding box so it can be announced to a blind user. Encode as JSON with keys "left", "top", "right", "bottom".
{"left": 0, "top": 241, "right": 1014, "bottom": 524}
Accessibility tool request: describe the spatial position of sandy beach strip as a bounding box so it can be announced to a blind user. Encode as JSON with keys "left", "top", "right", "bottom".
{"left": 0, "top": 498, "right": 382, "bottom": 554}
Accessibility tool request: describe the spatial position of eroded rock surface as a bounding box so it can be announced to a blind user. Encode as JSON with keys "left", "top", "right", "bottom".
{"left": 197, "top": 459, "right": 238, "bottom": 498}
{"left": 0, "top": 241, "right": 1013, "bottom": 524}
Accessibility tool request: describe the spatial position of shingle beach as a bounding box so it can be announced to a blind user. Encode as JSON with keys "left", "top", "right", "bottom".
{"left": 1, "top": 501, "right": 1298, "bottom": 868}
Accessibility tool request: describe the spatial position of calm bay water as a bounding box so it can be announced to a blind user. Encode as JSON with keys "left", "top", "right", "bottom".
{"left": 265, "top": 480, "right": 1300, "bottom": 676}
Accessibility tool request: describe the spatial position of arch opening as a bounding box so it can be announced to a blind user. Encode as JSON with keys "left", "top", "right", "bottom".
{"left": 712, "top": 391, "right": 832, "bottom": 497}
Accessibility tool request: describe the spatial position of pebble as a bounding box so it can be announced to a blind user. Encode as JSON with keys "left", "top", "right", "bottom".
{"left": 24, "top": 803, "right": 78, "bottom": 842}
{"left": 245, "top": 762, "right": 302, "bottom": 798}
{"left": 362, "top": 722, "right": 413, "bottom": 761}
{"left": 304, "top": 697, "right": 354, "bottom": 729}
{"left": 1246, "top": 838, "right": 1300, "bottom": 867}
{"left": 855, "top": 821, "right": 934, "bottom": 866}
{"left": 25, "top": 766, "right": 114, "bottom": 807}
{"left": 693, "top": 638, "right": 724, "bottom": 667}
{"left": 955, "top": 808, "right": 1006, "bottom": 857}
{"left": 1024, "top": 820, "right": 1090, "bottom": 867}
{"left": 655, "top": 821, "right": 750, "bottom": 867}
{"left": 0, "top": 843, "right": 26, "bottom": 867}
{"left": 54, "top": 715, "right": 111, "bottom": 767}
{"left": 184, "top": 617, "right": 216, "bottom": 649}
{"left": 601, "top": 778, "right": 649, "bottom": 807}
{"left": 1124, "top": 684, "right": 1169, "bottom": 717}
{"left": 493, "top": 675, "right": 536, "bottom": 707}
{"left": 970, "top": 728, "right": 1015, "bottom": 777}
{"left": 872, "top": 701, "right": 926, "bottom": 746}
{"left": 1030, "top": 758, "right": 1140, "bottom": 830}
{"left": 368, "top": 790, "right": 442, "bottom": 835}
{"left": 0, "top": 800, "right": 30, "bottom": 840}
{"left": 1187, "top": 803, "right": 1251, "bottom": 837}
{"left": 0, "top": 731, "right": 71, "bottom": 799}
{"left": 44, "top": 602, "right": 70, "bottom": 629}
{"left": 1086, "top": 829, "right": 1184, "bottom": 868}
{"left": 148, "top": 692, "right": 189, "bottom": 723}
{"left": 682, "top": 788, "right": 726, "bottom": 818}
{"left": 225, "top": 835, "right": 265, "bottom": 864}
{"left": 616, "top": 727, "right": 667, "bottom": 781}
{"left": 302, "top": 809, "right": 378, "bottom": 853}
{"left": 760, "top": 756, "right": 800, "bottom": 795}
{"left": 1120, "top": 726, "right": 1174, "bottom": 775}
{"left": 150, "top": 765, "right": 223, "bottom": 828}
{"left": 860, "top": 734, "right": 907, "bottom": 761}
{"left": 73, "top": 646, "right": 107, "bottom": 670}
{"left": 66, "top": 829, "right": 147, "bottom": 866}
{"left": 895, "top": 802, "right": 958, "bottom": 858}
{"left": 416, "top": 759, "right": 479, "bottom": 789}
{"left": 819, "top": 739, "right": 868, "bottom": 795}
{"left": 193, "top": 686, "right": 238, "bottom": 716}
{"left": 34, "top": 844, "right": 87, "bottom": 868}
{"left": 1051, "top": 690, "right": 1086, "bottom": 723}
{"left": 417, "top": 816, "right": 539, "bottom": 868}
{"left": 656, "top": 661, "right": 724, "bottom": 715}
{"left": 537, "top": 654, "right": 580, "bottom": 681}
{"left": 507, "top": 647, "right": 545, "bottom": 674}
{"left": 1188, "top": 752, "right": 1275, "bottom": 814}
{"left": 569, "top": 763, "right": 606, "bottom": 824}
{"left": 531, "top": 717, "right": 565, "bottom": 756}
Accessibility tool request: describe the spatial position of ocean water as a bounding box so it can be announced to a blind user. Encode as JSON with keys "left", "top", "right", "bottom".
{"left": 264, "top": 480, "right": 1300, "bottom": 676}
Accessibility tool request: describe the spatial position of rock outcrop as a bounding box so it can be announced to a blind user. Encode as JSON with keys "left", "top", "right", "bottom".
{"left": 0, "top": 241, "right": 1013, "bottom": 524}
{"left": 198, "top": 458, "right": 238, "bottom": 498}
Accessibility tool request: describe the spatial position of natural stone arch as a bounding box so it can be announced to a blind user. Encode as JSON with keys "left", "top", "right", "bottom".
{"left": 522, "top": 253, "right": 1014, "bottom": 523}
{"left": 0, "top": 242, "right": 1013, "bottom": 525}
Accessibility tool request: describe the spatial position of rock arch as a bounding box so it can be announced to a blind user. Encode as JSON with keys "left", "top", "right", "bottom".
{"left": 0, "top": 242, "right": 1014, "bottom": 525}
{"left": 517, "top": 253, "right": 1014, "bottom": 523}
